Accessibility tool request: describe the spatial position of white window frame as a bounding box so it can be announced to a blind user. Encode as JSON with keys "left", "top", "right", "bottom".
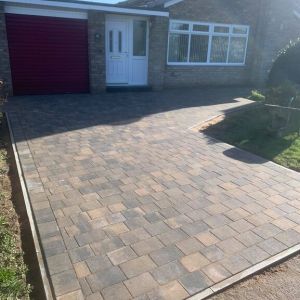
{"left": 167, "top": 20, "right": 249, "bottom": 66}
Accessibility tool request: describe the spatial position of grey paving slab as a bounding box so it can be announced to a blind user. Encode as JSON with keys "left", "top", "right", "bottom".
{"left": 6, "top": 87, "right": 300, "bottom": 299}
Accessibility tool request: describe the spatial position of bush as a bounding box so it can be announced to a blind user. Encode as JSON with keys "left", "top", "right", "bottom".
{"left": 268, "top": 38, "right": 300, "bottom": 86}
{"left": 265, "top": 81, "right": 298, "bottom": 106}
{"left": 248, "top": 90, "right": 266, "bottom": 102}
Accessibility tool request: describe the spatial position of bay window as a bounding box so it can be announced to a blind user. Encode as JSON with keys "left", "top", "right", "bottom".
{"left": 167, "top": 20, "right": 249, "bottom": 65}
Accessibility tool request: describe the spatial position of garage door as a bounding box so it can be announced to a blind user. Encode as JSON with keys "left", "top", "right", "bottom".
{"left": 5, "top": 13, "right": 89, "bottom": 95}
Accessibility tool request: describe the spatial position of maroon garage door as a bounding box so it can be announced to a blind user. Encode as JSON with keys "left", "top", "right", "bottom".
{"left": 6, "top": 14, "right": 89, "bottom": 95}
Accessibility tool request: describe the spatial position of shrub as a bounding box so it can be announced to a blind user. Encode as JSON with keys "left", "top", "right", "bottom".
{"left": 268, "top": 38, "right": 300, "bottom": 86}
{"left": 248, "top": 90, "right": 266, "bottom": 102}
{"left": 265, "top": 81, "right": 298, "bottom": 106}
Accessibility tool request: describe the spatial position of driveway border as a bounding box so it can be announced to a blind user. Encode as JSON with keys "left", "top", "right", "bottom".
{"left": 6, "top": 113, "right": 54, "bottom": 300}
{"left": 188, "top": 244, "right": 300, "bottom": 299}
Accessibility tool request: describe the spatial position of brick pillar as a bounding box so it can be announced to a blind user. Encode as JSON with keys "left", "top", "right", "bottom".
{"left": 0, "top": 3, "right": 12, "bottom": 95}
{"left": 88, "top": 11, "right": 106, "bottom": 93}
{"left": 148, "top": 16, "right": 168, "bottom": 90}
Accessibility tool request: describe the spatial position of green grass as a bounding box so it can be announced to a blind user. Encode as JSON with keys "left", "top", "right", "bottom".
{"left": 204, "top": 107, "right": 300, "bottom": 172}
{"left": 0, "top": 113, "right": 30, "bottom": 299}
{"left": 0, "top": 216, "right": 29, "bottom": 299}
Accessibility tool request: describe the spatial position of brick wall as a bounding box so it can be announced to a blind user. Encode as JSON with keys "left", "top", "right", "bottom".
{"left": 88, "top": 11, "right": 106, "bottom": 93}
{"left": 163, "top": 0, "right": 261, "bottom": 88}
{"left": 148, "top": 16, "right": 169, "bottom": 90}
{"left": 0, "top": 3, "right": 12, "bottom": 95}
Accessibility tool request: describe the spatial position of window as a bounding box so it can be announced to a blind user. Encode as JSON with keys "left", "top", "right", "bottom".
{"left": 133, "top": 20, "right": 147, "bottom": 56}
{"left": 168, "top": 20, "right": 249, "bottom": 65}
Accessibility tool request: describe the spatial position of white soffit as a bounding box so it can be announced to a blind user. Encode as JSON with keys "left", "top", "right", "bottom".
{"left": 4, "top": 5, "right": 88, "bottom": 19}
{"left": 0, "top": 0, "right": 169, "bottom": 17}
{"left": 164, "top": 0, "right": 184, "bottom": 8}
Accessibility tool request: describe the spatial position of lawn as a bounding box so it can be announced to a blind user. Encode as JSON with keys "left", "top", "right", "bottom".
{"left": 0, "top": 113, "right": 30, "bottom": 299}
{"left": 203, "top": 106, "right": 300, "bottom": 172}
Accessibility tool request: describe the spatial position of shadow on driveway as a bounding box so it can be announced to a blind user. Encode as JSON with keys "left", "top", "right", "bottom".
{"left": 5, "top": 86, "right": 251, "bottom": 143}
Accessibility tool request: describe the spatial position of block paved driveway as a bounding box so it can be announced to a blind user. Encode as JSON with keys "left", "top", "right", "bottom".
{"left": 7, "top": 87, "right": 300, "bottom": 300}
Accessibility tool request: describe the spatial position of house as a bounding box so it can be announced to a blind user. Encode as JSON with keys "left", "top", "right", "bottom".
{"left": 0, "top": 0, "right": 299, "bottom": 95}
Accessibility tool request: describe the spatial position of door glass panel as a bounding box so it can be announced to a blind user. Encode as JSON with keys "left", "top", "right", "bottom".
{"left": 133, "top": 20, "right": 147, "bottom": 56}
{"left": 109, "top": 30, "right": 113, "bottom": 52}
{"left": 118, "top": 31, "right": 122, "bottom": 52}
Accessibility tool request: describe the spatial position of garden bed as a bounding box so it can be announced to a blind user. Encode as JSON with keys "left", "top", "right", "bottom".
{"left": 0, "top": 113, "right": 45, "bottom": 299}
{"left": 201, "top": 106, "right": 300, "bottom": 172}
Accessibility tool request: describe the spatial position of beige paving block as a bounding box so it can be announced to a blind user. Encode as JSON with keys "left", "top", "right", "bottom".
{"left": 124, "top": 272, "right": 158, "bottom": 297}
{"left": 107, "top": 246, "right": 137, "bottom": 265}
{"left": 149, "top": 280, "right": 189, "bottom": 300}
{"left": 202, "top": 263, "right": 232, "bottom": 283}
{"left": 102, "top": 283, "right": 131, "bottom": 300}
{"left": 180, "top": 252, "right": 210, "bottom": 272}
{"left": 120, "top": 255, "right": 156, "bottom": 278}
{"left": 108, "top": 203, "right": 126, "bottom": 213}
{"left": 196, "top": 232, "right": 219, "bottom": 246}
{"left": 103, "top": 222, "right": 129, "bottom": 236}
{"left": 73, "top": 261, "right": 90, "bottom": 278}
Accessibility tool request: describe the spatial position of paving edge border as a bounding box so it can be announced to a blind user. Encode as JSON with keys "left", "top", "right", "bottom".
{"left": 188, "top": 244, "right": 300, "bottom": 300}
{"left": 6, "top": 112, "right": 54, "bottom": 300}
{"left": 188, "top": 100, "right": 261, "bottom": 132}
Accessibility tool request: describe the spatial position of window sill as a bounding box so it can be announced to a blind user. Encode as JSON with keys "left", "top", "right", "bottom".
{"left": 167, "top": 63, "right": 246, "bottom": 67}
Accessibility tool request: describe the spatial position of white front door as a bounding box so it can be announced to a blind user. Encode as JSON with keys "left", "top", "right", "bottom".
{"left": 106, "top": 20, "right": 129, "bottom": 84}
{"left": 106, "top": 16, "right": 148, "bottom": 86}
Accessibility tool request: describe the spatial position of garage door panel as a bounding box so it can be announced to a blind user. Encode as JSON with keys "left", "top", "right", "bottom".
{"left": 6, "top": 14, "right": 89, "bottom": 95}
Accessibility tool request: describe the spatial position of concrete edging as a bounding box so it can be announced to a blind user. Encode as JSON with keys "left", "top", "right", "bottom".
{"left": 188, "top": 101, "right": 261, "bottom": 132}
{"left": 6, "top": 112, "right": 54, "bottom": 300}
{"left": 188, "top": 244, "right": 300, "bottom": 300}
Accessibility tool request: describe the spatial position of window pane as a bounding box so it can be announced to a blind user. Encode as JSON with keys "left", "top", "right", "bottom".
{"left": 109, "top": 30, "right": 113, "bottom": 52}
{"left": 214, "top": 26, "right": 229, "bottom": 33}
{"left": 190, "top": 35, "right": 209, "bottom": 62}
{"left": 228, "top": 36, "right": 247, "bottom": 63}
{"left": 210, "top": 36, "right": 229, "bottom": 63}
{"left": 193, "top": 24, "right": 209, "bottom": 32}
{"left": 118, "top": 31, "right": 122, "bottom": 52}
{"left": 171, "top": 22, "right": 189, "bottom": 31}
{"left": 233, "top": 27, "right": 248, "bottom": 34}
{"left": 168, "top": 33, "right": 189, "bottom": 62}
{"left": 133, "top": 20, "right": 147, "bottom": 56}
